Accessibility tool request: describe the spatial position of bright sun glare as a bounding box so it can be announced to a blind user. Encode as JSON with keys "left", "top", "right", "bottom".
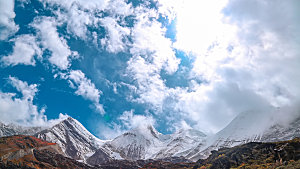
{"left": 175, "top": 0, "right": 233, "bottom": 55}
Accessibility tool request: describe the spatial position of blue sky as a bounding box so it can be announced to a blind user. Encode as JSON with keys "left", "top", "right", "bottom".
{"left": 0, "top": 0, "right": 299, "bottom": 139}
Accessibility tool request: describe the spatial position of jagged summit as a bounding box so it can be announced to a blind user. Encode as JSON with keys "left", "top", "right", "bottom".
{"left": 105, "top": 124, "right": 164, "bottom": 160}
{"left": 100, "top": 124, "right": 208, "bottom": 161}
{"left": 35, "top": 116, "right": 105, "bottom": 161}
{"left": 2, "top": 112, "right": 300, "bottom": 165}
{"left": 126, "top": 124, "right": 164, "bottom": 140}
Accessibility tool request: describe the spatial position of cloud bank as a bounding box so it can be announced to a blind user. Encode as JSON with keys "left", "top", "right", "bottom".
{"left": 1, "top": 0, "right": 299, "bottom": 137}
{"left": 0, "top": 77, "right": 67, "bottom": 127}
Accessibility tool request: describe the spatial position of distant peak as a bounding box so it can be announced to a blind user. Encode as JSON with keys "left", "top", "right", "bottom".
{"left": 66, "top": 116, "right": 75, "bottom": 121}
{"left": 52, "top": 116, "right": 83, "bottom": 129}
{"left": 128, "top": 124, "right": 161, "bottom": 139}
{"left": 59, "top": 116, "right": 78, "bottom": 124}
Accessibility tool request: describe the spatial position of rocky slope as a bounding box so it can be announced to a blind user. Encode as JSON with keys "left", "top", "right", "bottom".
{"left": 34, "top": 117, "right": 105, "bottom": 161}
{"left": 142, "top": 138, "right": 300, "bottom": 169}
{"left": 0, "top": 135, "right": 95, "bottom": 169}
{"left": 197, "top": 137, "right": 300, "bottom": 169}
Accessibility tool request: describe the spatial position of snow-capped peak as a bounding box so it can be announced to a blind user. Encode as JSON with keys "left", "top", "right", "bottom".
{"left": 101, "top": 124, "right": 208, "bottom": 161}
{"left": 35, "top": 116, "right": 106, "bottom": 161}
{"left": 128, "top": 124, "right": 163, "bottom": 140}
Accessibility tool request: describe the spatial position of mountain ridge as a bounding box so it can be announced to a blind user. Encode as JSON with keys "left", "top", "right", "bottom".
{"left": 34, "top": 116, "right": 106, "bottom": 161}
{"left": 1, "top": 110, "right": 300, "bottom": 165}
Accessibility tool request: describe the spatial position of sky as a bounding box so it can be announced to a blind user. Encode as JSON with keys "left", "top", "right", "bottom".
{"left": 0, "top": 0, "right": 299, "bottom": 139}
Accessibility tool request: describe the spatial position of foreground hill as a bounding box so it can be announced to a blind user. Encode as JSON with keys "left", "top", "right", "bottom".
{"left": 0, "top": 135, "right": 94, "bottom": 169}
{"left": 1, "top": 135, "right": 300, "bottom": 169}
{"left": 143, "top": 138, "right": 300, "bottom": 169}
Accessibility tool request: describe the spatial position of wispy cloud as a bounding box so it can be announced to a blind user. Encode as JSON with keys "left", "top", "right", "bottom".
{"left": 32, "top": 17, "right": 74, "bottom": 70}
{"left": 1, "top": 35, "right": 41, "bottom": 66}
{"left": 65, "top": 70, "right": 105, "bottom": 114}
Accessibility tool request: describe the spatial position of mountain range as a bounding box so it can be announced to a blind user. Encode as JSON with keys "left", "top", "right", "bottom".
{"left": 1, "top": 109, "right": 300, "bottom": 167}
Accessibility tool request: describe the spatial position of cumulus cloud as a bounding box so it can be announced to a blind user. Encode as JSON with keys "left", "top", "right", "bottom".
{"left": 127, "top": 55, "right": 167, "bottom": 110}
{"left": 166, "top": 0, "right": 300, "bottom": 133}
{"left": 62, "top": 5, "right": 95, "bottom": 39}
{"left": 9, "top": 76, "right": 38, "bottom": 101}
{"left": 98, "top": 109, "right": 156, "bottom": 139}
{"left": 0, "top": 76, "right": 67, "bottom": 127}
{"left": 130, "top": 8, "right": 179, "bottom": 74}
{"left": 0, "top": 0, "right": 19, "bottom": 40}
{"left": 100, "top": 16, "right": 131, "bottom": 53}
{"left": 67, "top": 70, "right": 105, "bottom": 114}
{"left": 124, "top": 0, "right": 300, "bottom": 134}
{"left": 1, "top": 34, "right": 41, "bottom": 66}
{"left": 41, "top": 0, "right": 133, "bottom": 47}
{"left": 32, "top": 17, "right": 74, "bottom": 70}
{"left": 41, "top": 0, "right": 109, "bottom": 11}
{"left": 6, "top": 0, "right": 296, "bottom": 135}
{"left": 119, "top": 109, "right": 155, "bottom": 129}
{"left": 125, "top": 5, "right": 181, "bottom": 113}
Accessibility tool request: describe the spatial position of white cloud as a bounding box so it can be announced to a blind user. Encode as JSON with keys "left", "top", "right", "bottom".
{"left": 174, "top": 0, "right": 232, "bottom": 55}
{"left": 96, "top": 122, "right": 124, "bottom": 140}
{"left": 63, "top": 5, "right": 95, "bottom": 39}
{"left": 165, "top": 0, "right": 300, "bottom": 133}
{"left": 0, "top": 77, "right": 67, "bottom": 127}
{"left": 1, "top": 34, "right": 41, "bottom": 66}
{"left": 41, "top": 0, "right": 133, "bottom": 46}
{"left": 119, "top": 109, "right": 155, "bottom": 129}
{"left": 124, "top": 0, "right": 300, "bottom": 134}
{"left": 0, "top": 0, "right": 19, "bottom": 40}
{"left": 41, "top": 0, "right": 109, "bottom": 11}
{"left": 126, "top": 55, "right": 167, "bottom": 111}
{"left": 130, "top": 8, "right": 179, "bottom": 74}
{"left": 106, "top": 0, "right": 133, "bottom": 16}
{"left": 100, "top": 16, "right": 131, "bottom": 53}
{"left": 0, "top": 91, "right": 45, "bottom": 126}
{"left": 13, "top": 0, "right": 298, "bottom": 135}
{"left": 67, "top": 70, "right": 105, "bottom": 114}
{"left": 98, "top": 109, "right": 156, "bottom": 139}
{"left": 9, "top": 76, "right": 38, "bottom": 101}
{"left": 32, "top": 17, "right": 73, "bottom": 70}
{"left": 125, "top": 5, "right": 181, "bottom": 112}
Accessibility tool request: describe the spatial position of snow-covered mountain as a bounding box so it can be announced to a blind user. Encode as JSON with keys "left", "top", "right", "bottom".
{"left": 261, "top": 116, "right": 300, "bottom": 142}
{"left": 34, "top": 117, "right": 106, "bottom": 161}
{"left": 0, "top": 121, "right": 43, "bottom": 137}
{"left": 2, "top": 111, "right": 300, "bottom": 164}
{"left": 100, "top": 125, "right": 207, "bottom": 161}
{"left": 102, "top": 125, "right": 166, "bottom": 160}
{"left": 185, "top": 110, "right": 300, "bottom": 161}
{"left": 153, "top": 129, "right": 207, "bottom": 159}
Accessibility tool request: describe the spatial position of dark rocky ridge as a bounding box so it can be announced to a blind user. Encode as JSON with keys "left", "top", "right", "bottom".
{"left": 0, "top": 135, "right": 95, "bottom": 169}
{"left": 142, "top": 137, "right": 300, "bottom": 169}
{"left": 198, "top": 137, "right": 300, "bottom": 168}
{"left": 1, "top": 135, "right": 300, "bottom": 169}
